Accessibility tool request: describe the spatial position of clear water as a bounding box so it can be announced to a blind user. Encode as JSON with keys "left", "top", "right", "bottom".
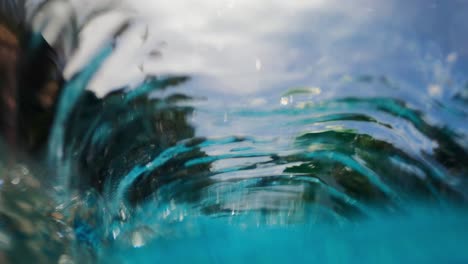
{"left": 1, "top": 0, "right": 468, "bottom": 263}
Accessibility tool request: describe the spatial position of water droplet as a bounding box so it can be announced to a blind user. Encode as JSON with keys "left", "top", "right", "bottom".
{"left": 428, "top": 84, "right": 442, "bottom": 97}
{"left": 280, "top": 96, "right": 289, "bottom": 106}
{"left": 11, "top": 177, "right": 20, "bottom": 185}
{"left": 19, "top": 165, "right": 29, "bottom": 175}
{"left": 163, "top": 208, "right": 171, "bottom": 218}
{"left": 55, "top": 231, "right": 64, "bottom": 239}
{"left": 255, "top": 58, "right": 262, "bottom": 71}
{"left": 131, "top": 232, "right": 144, "bottom": 248}
{"left": 446, "top": 52, "right": 458, "bottom": 63}
{"left": 112, "top": 227, "right": 121, "bottom": 239}
{"left": 119, "top": 205, "right": 129, "bottom": 221}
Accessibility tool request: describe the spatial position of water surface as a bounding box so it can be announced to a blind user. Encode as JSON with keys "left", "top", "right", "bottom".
{"left": 1, "top": 0, "right": 468, "bottom": 263}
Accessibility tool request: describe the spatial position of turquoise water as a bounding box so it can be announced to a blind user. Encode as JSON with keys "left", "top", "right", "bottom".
{"left": 102, "top": 209, "right": 468, "bottom": 264}
{"left": 1, "top": 0, "right": 468, "bottom": 263}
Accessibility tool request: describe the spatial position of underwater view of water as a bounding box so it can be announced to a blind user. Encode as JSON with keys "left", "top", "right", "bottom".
{"left": 1, "top": 0, "right": 468, "bottom": 263}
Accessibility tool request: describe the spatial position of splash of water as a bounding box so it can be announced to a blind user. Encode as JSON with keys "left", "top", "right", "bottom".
{"left": 1, "top": 0, "right": 468, "bottom": 263}
{"left": 58, "top": 70, "right": 468, "bottom": 262}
